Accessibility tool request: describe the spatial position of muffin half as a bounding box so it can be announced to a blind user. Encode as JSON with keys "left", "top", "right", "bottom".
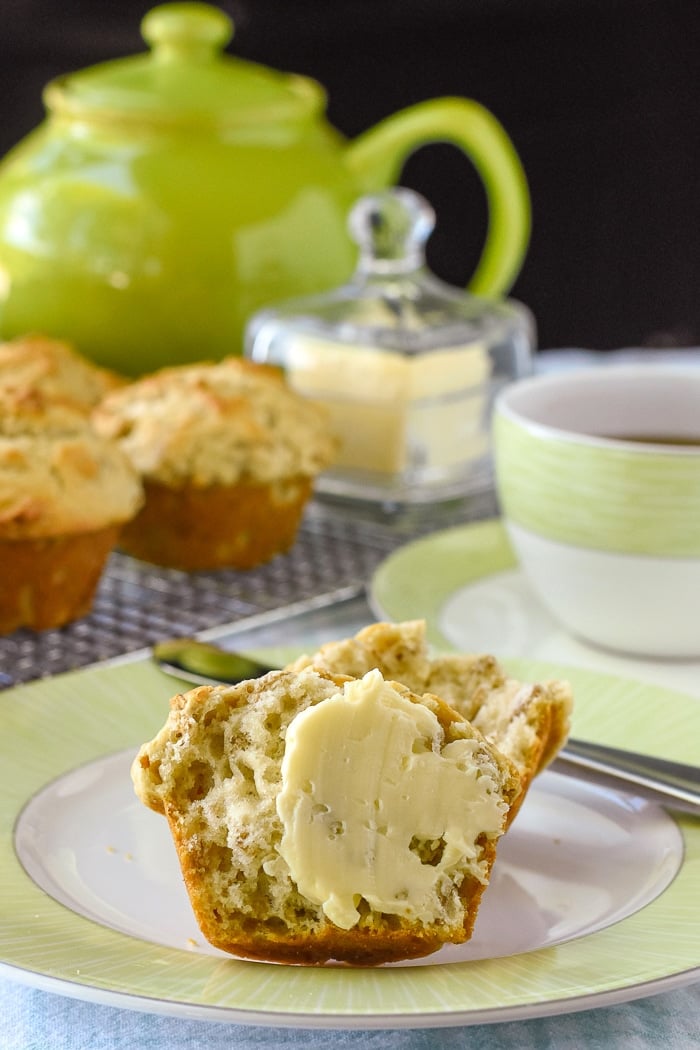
{"left": 132, "top": 666, "right": 520, "bottom": 965}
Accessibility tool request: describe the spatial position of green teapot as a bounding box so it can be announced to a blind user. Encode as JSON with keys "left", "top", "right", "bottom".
{"left": 0, "top": 2, "right": 530, "bottom": 375}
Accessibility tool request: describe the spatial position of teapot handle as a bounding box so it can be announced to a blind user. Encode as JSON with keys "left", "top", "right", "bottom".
{"left": 345, "top": 98, "right": 530, "bottom": 297}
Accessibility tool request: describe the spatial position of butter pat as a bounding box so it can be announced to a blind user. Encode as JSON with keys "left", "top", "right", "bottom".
{"left": 276, "top": 669, "right": 507, "bottom": 930}
{"left": 285, "top": 335, "right": 490, "bottom": 474}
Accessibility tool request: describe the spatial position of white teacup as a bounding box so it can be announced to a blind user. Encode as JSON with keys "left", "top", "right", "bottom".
{"left": 492, "top": 364, "right": 700, "bottom": 658}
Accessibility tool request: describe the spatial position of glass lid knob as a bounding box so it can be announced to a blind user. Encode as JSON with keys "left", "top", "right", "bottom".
{"left": 348, "top": 188, "right": 435, "bottom": 274}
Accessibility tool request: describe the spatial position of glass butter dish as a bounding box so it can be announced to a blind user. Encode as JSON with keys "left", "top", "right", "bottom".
{"left": 244, "top": 188, "right": 534, "bottom": 507}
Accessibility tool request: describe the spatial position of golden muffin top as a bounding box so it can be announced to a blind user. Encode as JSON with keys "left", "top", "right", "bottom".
{"left": 92, "top": 357, "right": 337, "bottom": 487}
{"left": 0, "top": 389, "right": 143, "bottom": 539}
{"left": 0, "top": 335, "right": 124, "bottom": 412}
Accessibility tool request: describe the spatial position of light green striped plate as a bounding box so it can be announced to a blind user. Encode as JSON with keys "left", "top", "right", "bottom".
{"left": 1, "top": 639, "right": 699, "bottom": 1028}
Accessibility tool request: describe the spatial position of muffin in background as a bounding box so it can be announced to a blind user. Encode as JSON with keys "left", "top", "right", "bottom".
{"left": 0, "top": 334, "right": 125, "bottom": 411}
{"left": 92, "top": 358, "right": 337, "bottom": 571}
{"left": 0, "top": 389, "right": 143, "bottom": 633}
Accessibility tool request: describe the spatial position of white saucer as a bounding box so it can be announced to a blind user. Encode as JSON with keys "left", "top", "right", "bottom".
{"left": 370, "top": 518, "right": 700, "bottom": 700}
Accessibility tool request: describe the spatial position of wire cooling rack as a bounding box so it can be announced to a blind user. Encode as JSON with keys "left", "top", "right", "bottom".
{"left": 0, "top": 493, "right": 497, "bottom": 688}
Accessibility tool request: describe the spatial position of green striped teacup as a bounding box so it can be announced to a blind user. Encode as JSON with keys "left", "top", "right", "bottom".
{"left": 492, "top": 364, "right": 700, "bottom": 657}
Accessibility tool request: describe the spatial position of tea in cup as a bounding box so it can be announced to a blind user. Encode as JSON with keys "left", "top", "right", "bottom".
{"left": 492, "top": 364, "right": 700, "bottom": 658}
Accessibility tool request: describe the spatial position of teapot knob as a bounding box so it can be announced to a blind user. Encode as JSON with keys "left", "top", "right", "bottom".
{"left": 141, "top": 3, "right": 233, "bottom": 61}
{"left": 348, "top": 188, "right": 435, "bottom": 274}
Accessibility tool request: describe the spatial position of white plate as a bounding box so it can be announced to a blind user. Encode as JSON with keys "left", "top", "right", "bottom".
{"left": 15, "top": 749, "right": 683, "bottom": 966}
{"left": 1, "top": 639, "right": 699, "bottom": 1028}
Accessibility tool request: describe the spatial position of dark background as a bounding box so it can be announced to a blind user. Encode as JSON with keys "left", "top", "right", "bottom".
{"left": 1, "top": 0, "right": 699, "bottom": 350}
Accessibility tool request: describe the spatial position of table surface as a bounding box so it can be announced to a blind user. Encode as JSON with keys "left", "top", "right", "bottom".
{"left": 1, "top": 348, "right": 699, "bottom": 1049}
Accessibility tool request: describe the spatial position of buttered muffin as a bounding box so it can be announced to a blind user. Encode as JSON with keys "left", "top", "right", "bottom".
{"left": 288, "top": 620, "right": 573, "bottom": 826}
{"left": 92, "top": 358, "right": 337, "bottom": 570}
{"left": 132, "top": 666, "right": 520, "bottom": 965}
{"left": 0, "top": 389, "right": 143, "bottom": 632}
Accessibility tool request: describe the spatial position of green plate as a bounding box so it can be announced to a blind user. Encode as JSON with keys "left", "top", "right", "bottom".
{"left": 1, "top": 640, "right": 699, "bottom": 1028}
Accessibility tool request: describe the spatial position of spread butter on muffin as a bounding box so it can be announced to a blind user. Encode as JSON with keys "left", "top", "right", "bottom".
{"left": 132, "top": 666, "right": 520, "bottom": 965}
{"left": 288, "top": 620, "right": 573, "bottom": 826}
{"left": 0, "top": 389, "right": 143, "bottom": 633}
{"left": 92, "top": 358, "right": 337, "bottom": 570}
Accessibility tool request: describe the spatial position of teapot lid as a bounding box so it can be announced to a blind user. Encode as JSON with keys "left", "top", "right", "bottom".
{"left": 44, "top": 2, "right": 325, "bottom": 128}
